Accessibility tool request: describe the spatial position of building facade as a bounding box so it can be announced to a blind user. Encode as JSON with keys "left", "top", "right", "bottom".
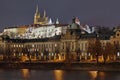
{"left": 0, "top": 26, "right": 120, "bottom": 62}
{"left": 0, "top": 7, "right": 120, "bottom": 62}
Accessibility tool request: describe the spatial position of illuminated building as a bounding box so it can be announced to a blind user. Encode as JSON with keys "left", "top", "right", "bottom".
{"left": 34, "top": 5, "right": 56, "bottom": 25}
{"left": 0, "top": 6, "right": 120, "bottom": 62}
{"left": 1, "top": 25, "right": 120, "bottom": 62}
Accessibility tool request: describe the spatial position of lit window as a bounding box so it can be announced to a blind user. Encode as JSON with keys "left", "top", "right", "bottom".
{"left": 117, "top": 52, "right": 120, "bottom": 56}
{"left": 41, "top": 53, "right": 43, "bottom": 56}
{"left": 32, "top": 44, "right": 34, "bottom": 47}
{"left": 21, "top": 45, "right": 23, "bottom": 47}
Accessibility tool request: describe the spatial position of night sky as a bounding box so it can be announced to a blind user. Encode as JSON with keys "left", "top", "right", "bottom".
{"left": 0, "top": 0, "right": 120, "bottom": 31}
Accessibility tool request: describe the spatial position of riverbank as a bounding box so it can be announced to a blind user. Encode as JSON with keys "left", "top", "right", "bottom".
{"left": 0, "top": 62, "right": 120, "bottom": 71}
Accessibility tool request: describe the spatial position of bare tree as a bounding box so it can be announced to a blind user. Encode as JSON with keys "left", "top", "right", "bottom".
{"left": 76, "top": 48, "right": 81, "bottom": 61}
{"left": 103, "top": 43, "right": 110, "bottom": 63}
{"left": 94, "top": 39, "right": 103, "bottom": 63}
{"left": 87, "top": 43, "right": 96, "bottom": 59}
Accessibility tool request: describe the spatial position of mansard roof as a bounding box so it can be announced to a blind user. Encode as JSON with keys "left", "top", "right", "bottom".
{"left": 79, "top": 32, "right": 111, "bottom": 40}
{"left": 80, "top": 33, "right": 96, "bottom": 39}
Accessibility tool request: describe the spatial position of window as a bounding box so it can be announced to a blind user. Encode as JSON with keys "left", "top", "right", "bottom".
{"left": 32, "top": 44, "right": 34, "bottom": 47}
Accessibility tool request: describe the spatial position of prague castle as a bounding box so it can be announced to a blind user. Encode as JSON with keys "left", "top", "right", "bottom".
{"left": 0, "top": 6, "right": 120, "bottom": 63}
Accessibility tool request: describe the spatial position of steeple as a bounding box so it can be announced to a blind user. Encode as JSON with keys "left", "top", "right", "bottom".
{"left": 34, "top": 5, "right": 40, "bottom": 24}
{"left": 56, "top": 18, "right": 59, "bottom": 24}
{"left": 43, "top": 10, "right": 46, "bottom": 18}
{"left": 35, "top": 5, "right": 40, "bottom": 17}
{"left": 36, "top": 5, "right": 39, "bottom": 14}
{"left": 48, "top": 18, "right": 53, "bottom": 25}
{"left": 34, "top": 5, "right": 49, "bottom": 25}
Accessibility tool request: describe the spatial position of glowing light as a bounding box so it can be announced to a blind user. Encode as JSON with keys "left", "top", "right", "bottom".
{"left": 117, "top": 52, "right": 120, "bottom": 56}
{"left": 41, "top": 53, "right": 43, "bottom": 56}
{"left": 89, "top": 71, "right": 98, "bottom": 79}
{"left": 99, "top": 72, "right": 105, "bottom": 80}
{"left": 49, "top": 53, "right": 51, "bottom": 56}
{"left": 54, "top": 70, "right": 64, "bottom": 80}
{"left": 98, "top": 56, "right": 104, "bottom": 62}
{"left": 88, "top": 53, "right": 90, "bottom": 56}
{"left": 52, "top": 53, "right": 54, "bottom": 56}
{"left": 21, "top": 69, "right": 30, "bottom": 79}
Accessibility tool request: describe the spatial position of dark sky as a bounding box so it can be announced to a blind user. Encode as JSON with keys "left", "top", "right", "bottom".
{"left": 0, "top": 0, "right": 120, "bottom": 31}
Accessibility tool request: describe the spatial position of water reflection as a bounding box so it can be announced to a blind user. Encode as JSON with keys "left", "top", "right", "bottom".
{"left": 54, "top": 70, "right": 64, "bottom": 80}
{"left": 89, "top": 71, "right": 98, "bottom": 79}
{"left": 89, "top": 71, "right": 105, "bottom": 80}
{"left": 98, "top": 72, "right": 105, "bottom": 80}
{"left": 0, "top": 69, "right": 119, "bottom": 80}
{"left": 21, "top": 69, "right": 30, "bottom": 79}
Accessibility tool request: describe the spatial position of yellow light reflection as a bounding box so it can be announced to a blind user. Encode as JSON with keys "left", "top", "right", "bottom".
{"left": 89, "top": 71, "right": 98, "bottom": 79}
{"left": 21, "top": 69, "right": 30, "bottom": 79}
{"left": 99, "top": 72, "right": 105, "bottom": 80}
{"left": 54, "top": 70, "right": 64, "bottom": 80}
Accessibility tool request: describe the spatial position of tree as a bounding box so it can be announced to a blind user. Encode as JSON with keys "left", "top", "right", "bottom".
{"left": 65, "top": 45, "right": 70, "bottom": 62}
{"left": 94, "top": 39, "right": 103, "bottom": 63}
{"left": 113, "top": 43, "right": 119, "bottom": 61}
{"left": 64, "top": 43, "right": 71, "bottom": 69}
{"left": 55, "top": 47, "right": 60, "bottom": 60}
{"left": 87, "top": 43, "right": 96, "bottom": 59}
{"left": 63, "top": 42, "right": 72, "bottom": 63}
{"left": 43, "top": 48, "right": 49, "bottom": 61}
{"left": 76, "top": 48, "right": 81, "bottom": 61}
{"left": 23, "top": 46, "right": 31, "bottom": 63}
{"left": 103, "top": 42, "right": 117, "bottom": 63}
{"left": 103, "top": 43, "right": 110, "bottom": 63}
{"left": 107, "top": 44, "right": 116, "bottom": 61}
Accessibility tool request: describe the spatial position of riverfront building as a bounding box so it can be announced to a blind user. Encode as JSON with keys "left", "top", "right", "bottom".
{"left": 0, "top": 7, "right": 120, "bottom": 62}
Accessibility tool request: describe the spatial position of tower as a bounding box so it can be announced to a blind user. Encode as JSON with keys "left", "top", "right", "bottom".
{"left": 34, "top": 5, "right": 40, "bottom": 24}
{"left": 56, "top": 18, "right": 59, "bottom": 24}
{"left": 43, "top": 10, "right": 46, "bottom": 18}
{"left": 48, "top": 18, "right": 53, "bottom": 25}
{"left": 34, "top": 5, "right": 49, "bottom": 25}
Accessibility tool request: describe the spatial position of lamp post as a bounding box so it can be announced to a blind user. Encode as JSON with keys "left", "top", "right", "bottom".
{"left": 54, "top": 44, "right": 57, "bottom": 61}
{"left": 117, "top": 52, "right": 120, "bottom": 61}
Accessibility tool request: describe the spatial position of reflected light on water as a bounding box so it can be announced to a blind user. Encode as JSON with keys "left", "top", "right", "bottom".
{"left": 89, "top": 71, "right": 98, "bottom": 79}
{"left": 98, "top": 72, "right": 105, "bottom": 80}
{"left": 89, "top": 71, "right": 105, "bottom": 80}
{"left": 21, "top": 69, "right": 30, "bottom": 79}
{"left": 54, "top": 70, "right": 64, "bottom": 80}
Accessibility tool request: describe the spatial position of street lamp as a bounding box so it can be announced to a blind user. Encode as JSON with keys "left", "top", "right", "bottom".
{"left": 117, "top": 52, "right": 120, "bottom": 57}
{"left": 54, "top": 44, "right": 57, "bottom": 60}
{"left": 88, "top": 53, "right": 91, "bottom": 56}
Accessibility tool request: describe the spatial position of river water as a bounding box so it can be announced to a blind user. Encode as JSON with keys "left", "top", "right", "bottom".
{"left": 0, "top": 69, "right": 120, "bottom": 80}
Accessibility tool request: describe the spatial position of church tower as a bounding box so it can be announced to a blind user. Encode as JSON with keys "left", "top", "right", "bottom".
{"left": 34, "top": 5, "right": 49, "bottom": 25}
{"left": 56, "top": 18, "right": 59, "bottom": 24}
{"left": 34, "top": 5, "right": 40, "bottom": 24}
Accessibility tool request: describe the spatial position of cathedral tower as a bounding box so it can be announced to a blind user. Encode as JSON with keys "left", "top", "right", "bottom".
{"left": 34, "top": 5, "right": 40, "bottom": 24}
{"left": 34, "top": 5, "right": 49, "bottom": 25}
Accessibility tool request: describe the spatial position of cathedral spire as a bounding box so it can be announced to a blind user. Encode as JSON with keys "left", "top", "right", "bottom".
{"left": 56, "top": 18, "right": 59, "bottom": 24}
{"left": 36, "top": 5, "right": 39, "bottom": 13}
{"left": 48, "top": 18, "right": 53, "bottom": 25}
{"left": 43, "top": 10, "right": 46, "bottom": 18}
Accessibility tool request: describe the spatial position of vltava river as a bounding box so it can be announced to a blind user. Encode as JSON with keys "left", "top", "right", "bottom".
{"left": 0, "top": 69, "right": 120, "bottom": 80}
